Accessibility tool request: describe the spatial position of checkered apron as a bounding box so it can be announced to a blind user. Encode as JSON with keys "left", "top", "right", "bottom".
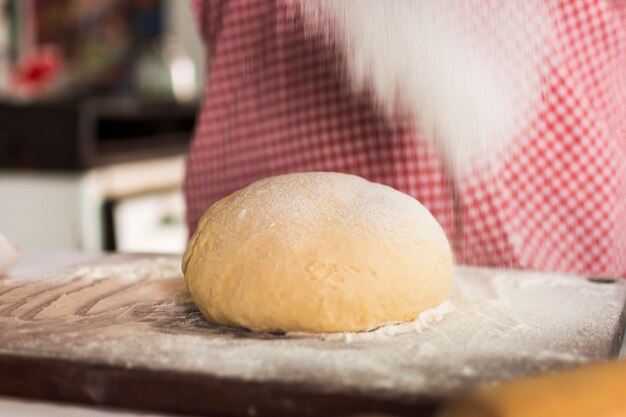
{"left": 185, "top": 0, "right": 626, "bottom": 278}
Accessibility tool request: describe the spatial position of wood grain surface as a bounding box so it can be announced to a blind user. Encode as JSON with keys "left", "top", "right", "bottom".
{"left": 0, "top": 254, "right": 624, "bottom": 417}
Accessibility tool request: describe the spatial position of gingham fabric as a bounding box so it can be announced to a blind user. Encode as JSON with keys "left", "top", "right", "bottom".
{"left": 185, "top": 0, "right": 626, "bottom": 278}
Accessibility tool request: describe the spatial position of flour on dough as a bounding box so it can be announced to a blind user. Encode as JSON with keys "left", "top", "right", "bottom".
{"left": 183, "top": 172, "right": 453, "bottom": 333}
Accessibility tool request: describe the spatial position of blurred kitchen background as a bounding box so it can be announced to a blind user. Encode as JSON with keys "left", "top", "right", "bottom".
{"left": 0, "top": 0, "right": 204, "bottom": 254}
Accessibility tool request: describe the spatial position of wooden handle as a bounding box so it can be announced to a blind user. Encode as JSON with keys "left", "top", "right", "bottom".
{"left": 438, "top": 360, "right": 626, "bottom": 417}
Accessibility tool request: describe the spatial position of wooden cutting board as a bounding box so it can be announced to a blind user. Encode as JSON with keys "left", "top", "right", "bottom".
{"left": 0, "top": 254, "right": 624, "bottom": 417}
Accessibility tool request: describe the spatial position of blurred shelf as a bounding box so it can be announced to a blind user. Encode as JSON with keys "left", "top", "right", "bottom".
{"left": 0, "top": 97, "right": 197, "bottom": 171}
{"left": 0, "top": 155, "right": 186, "bottom": 252}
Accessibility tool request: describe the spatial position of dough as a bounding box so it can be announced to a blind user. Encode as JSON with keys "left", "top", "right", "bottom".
{"left": 182, "top": 172, "right": 453, "bottom": 333}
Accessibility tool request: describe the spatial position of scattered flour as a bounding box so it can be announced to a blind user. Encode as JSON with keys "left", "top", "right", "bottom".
{"left": 1, "top": 254, "right": 624, "bottom": 399}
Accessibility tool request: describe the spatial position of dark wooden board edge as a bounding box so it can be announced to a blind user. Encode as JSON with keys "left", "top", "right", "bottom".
{"left": 0, "top": 353, "right": 439, "bottom": 417}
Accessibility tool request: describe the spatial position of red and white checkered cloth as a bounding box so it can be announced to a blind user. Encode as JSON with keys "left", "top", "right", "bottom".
{"left": 185, "top": 0, "right": 626, "bottom": 278}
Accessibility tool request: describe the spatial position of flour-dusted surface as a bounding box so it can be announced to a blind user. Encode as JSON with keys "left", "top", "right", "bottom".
{"left": 0, "top": 254, "right": 625, "bottom": 401}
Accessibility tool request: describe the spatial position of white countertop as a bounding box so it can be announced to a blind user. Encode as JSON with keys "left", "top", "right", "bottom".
{"left": 1, "top": 251, "right": 625, "bottom": 416}
{"left": 0, "top": 397, "right": 171, "bottom": 417}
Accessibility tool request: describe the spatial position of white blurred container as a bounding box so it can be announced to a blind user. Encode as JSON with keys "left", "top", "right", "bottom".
{"left": 0, "top": 233, "right": 19, "bottom": 276}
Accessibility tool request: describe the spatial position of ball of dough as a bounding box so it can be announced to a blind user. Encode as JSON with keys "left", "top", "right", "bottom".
{"left": 182, "top": 172, "right": 453, "bottom": 333}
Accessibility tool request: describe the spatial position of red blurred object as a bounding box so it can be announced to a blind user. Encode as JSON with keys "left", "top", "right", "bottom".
{"left": 10, "top": 47, "right": 64, "bottom": 96}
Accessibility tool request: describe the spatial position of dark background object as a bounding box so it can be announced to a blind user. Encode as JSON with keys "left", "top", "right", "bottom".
{"left": 0, "top": 98, "right": 196, "bottom": 171}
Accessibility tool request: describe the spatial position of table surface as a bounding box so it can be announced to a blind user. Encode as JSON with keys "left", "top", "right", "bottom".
{"left": 2, "top": 251, "right": 625, "bottom": 417}
{"left": 2, "top": 251, "right": 182, "bottom": 417}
